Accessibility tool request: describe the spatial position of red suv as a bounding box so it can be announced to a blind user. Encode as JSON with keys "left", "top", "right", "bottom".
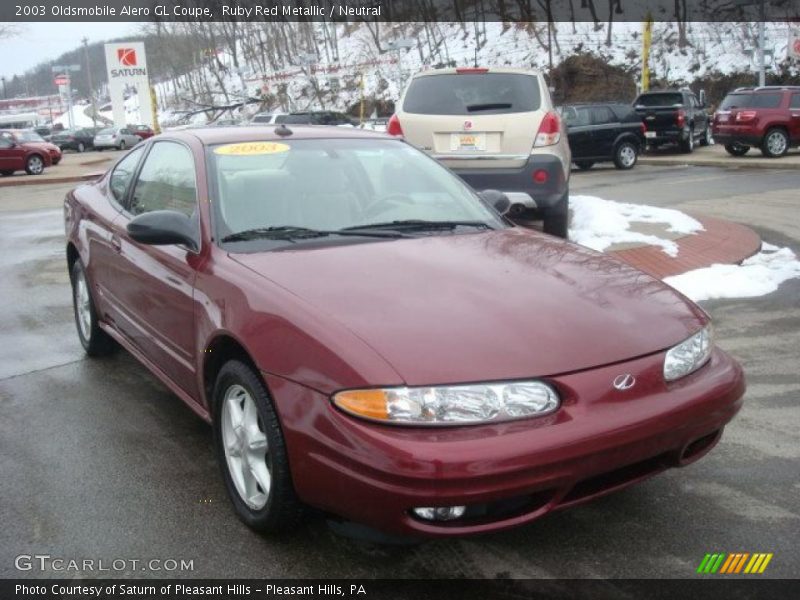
{"left": 712, "top": 86, "right": 800, "bottom": 158}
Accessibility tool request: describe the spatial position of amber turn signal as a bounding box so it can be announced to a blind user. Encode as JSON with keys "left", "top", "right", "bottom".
{"left": 333, "top": 390, "right": 389, "bottom": 420}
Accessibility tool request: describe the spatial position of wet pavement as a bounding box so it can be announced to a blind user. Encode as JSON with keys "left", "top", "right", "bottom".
{"left": 1, "top": 171, "right": 799, "bottom": 579}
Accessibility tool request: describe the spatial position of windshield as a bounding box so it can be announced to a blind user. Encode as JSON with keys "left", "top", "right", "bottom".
{"left": 403, "top": 73, "right": 541, "bottom": 115}
{"left": 719, "top": 92, "right": 782, "bottom": 110}
{"left": 209, "top": 138, "right": 504, "bottom": 248}
{"left": 16, "top": 131, "right": 45, "bottom": 142}
{"left": 634, "top": 93, "right": 684, "bottom": 107}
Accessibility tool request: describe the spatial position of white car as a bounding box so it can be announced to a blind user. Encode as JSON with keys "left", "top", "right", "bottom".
{"left": 93, "top": 127, "right": 141, "bottom": 151}
{"left": 250, "top": 112, "right": 289, "bottom": 125}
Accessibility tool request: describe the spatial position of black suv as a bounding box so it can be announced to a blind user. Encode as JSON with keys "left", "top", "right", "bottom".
{"left": 561, "top": 103, "right": 646, "bottom": 170}
{"left": 633, "top": 89, "right": 710, "bottom": 153}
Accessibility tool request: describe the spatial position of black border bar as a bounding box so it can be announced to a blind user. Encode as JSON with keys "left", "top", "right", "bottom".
{"left": 3, "top": 0, "right": 800, "bottom": 23}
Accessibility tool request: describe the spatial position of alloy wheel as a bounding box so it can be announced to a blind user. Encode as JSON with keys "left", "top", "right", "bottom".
{"left": 221, "top": 384, "right": 271, "bottom": 510}
{"left": 74, "top": 267, "right": 92, "bottom": 341}
{"left": 766, "top": 131, "right": 787, "bottom": 156}
{"left": 618, "top": 144, "right": 636, "bottom": 168}
{"left": 28, "top": 156, "right": 44, "bottom": 174}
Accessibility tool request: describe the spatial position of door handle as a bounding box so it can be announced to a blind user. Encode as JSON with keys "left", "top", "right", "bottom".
{"left": 110, "top": 234, "right": 122, "bottom": 253}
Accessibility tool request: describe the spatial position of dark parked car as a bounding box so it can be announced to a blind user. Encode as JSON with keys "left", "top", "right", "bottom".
{"left": 561, "top": 103, "right": 646, "bottom": 170}
{"left": 0, "top": 131, "right": 53, "bottom": 175}
{"left": 712, "top": 86, "right": 800, "bottom": 158}
{"left": 51, "top": 127, "right": 99, "bottom": 153}
{"left": 65, "top": 126, "right": 744, "bottom": 538}
{"left": 33, "top": 126, "right": 53, "bottom": 142}
{"left": 633, "top": 89, "right": 711, "bottom": 153}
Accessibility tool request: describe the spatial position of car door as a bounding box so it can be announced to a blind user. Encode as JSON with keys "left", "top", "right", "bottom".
{"left": 790, "top": 93, "right": 800, "bottom": 142}
{"left": 0, "top": 135, "right": 18, "bottom": 171}
{"left": 564, "top": 106, "right": 594, "bottom": 160}
{"left": 110, "top": 141, "right": 201, "bottom": 397}
{"left": 590, "top": 106, "right": 619, "bottom": 158}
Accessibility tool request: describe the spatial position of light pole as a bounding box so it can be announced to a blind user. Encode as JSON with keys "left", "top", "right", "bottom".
{"left": 385, "top": 39, "right": 414, "bottom": 96}
{"left": 733, "top": 0, "right": 767, "bottom": 87}
{"left": 1, "top": 77, "right": 5, "bottom": 99}
{"left": 82, "top": 37, "right": 98, "bottom": 128}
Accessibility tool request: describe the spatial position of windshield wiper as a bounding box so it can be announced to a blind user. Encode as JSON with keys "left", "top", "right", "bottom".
{"left": 342, "top": 220, "right": 494, "bottom": 233}
{"left": 221, "top": 225, "right": 408, "bottom": 243}
{"left": 466, "top": 103, "right": 512, "bottom": 112}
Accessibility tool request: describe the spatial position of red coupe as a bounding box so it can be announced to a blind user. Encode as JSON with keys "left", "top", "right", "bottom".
{"left": 64, "top": 126, "right": 744, "bottom": 538}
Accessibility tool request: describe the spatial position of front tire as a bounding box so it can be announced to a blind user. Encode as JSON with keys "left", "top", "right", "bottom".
{"left": 761, "top": 128, "right": 788, "bottom": 158}
{"left": 25, "top": 154, "right": 45, "bottom": 175}
{"left": 725, "top": 143, "right": 750, "bottom": 157}
{"left": 542, "top": 193, "right": 569, "bottom": 239}
{"left": 613, "top": 141, "right": 638, "bottom": 170}
{"left": 213, "top": 360, "right": 303, "bottom": 534}
{"left": 70, "top": 260, "right": 115, "bottom": 356}
{"left": 1, "top": 170, "right": 14, "bottom": 177}
{"left": 77, "top": 142, "right": 86, "bottom": 153}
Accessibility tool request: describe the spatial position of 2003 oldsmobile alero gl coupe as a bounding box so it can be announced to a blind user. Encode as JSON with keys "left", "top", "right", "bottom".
{"left": 64, "top": 126, "right": 745, "bottom": 538}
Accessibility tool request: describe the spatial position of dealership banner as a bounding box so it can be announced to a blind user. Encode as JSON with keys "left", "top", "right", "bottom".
{"left": 4, "top": 0, "right": 800, "bottom": 22}
{"left": 104, "top": 41, "right": 153, "bottom": 128}
{"left": 3, "top": 579, "right": 800, "bottom": 600}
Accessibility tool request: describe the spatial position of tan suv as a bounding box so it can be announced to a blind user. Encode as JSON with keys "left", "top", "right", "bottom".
{"left": 388, "top": 67, "right": 571, "bottom": 237}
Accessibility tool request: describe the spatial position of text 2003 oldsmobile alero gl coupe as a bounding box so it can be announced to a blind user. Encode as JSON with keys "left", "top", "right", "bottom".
{"left": 64, "top": 126, "right": 744, "bottom": 538}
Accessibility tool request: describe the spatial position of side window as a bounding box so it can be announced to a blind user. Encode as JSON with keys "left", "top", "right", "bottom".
{"left": 591, "top": 107, "right": 615, "bottom": 125}
{"left": 129, "top": 141, "right": 197, "bottom": 217}
{"left": 791, "top": 94, "right": 800, "bottom": 109}
{"left": 120, "top": 128, "right": 130, "bottom": 135}
{"left": 0, "top": 137, "right": 13, "bottom": 149}
{"left": 109, "top": 145, "right": 145, "bottom": 203}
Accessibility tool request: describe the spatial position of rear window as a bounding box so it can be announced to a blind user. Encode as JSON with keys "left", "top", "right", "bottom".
{"left": 403, "top": 73, "right": 541, "bottom": 115}
{"left": 634, "top": 93, "right": 684, "bottom": 107}
{"left": 98, "top": 128, "right": 114, "bottom": 135}
{"left": 275, "top": 114, "right": 312, "bottom": 124}
{"left": 719, "top": 92, "right": 783, "bottom": 110}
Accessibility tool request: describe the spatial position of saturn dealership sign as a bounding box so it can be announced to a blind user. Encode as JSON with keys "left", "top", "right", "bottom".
{"left": 104, "top": 41, "right": 154, "bottom": 128}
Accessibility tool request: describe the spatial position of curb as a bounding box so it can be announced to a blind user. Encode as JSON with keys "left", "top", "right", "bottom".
{"left": 639, "top": 156, "right": 800, "bottom": 170}
{"left": 0, "top": 172, "right": 101, "bottom": 188}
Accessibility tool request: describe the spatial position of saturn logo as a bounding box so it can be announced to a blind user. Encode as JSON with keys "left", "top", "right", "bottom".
{"left": 117, "top": 48, "right": 138, "bottom": 67}
{"left": 463, "top": 120, "right": 473, "bottom": 131}
{"left": 613, "top": 374, "right": 636, "bottom": 390}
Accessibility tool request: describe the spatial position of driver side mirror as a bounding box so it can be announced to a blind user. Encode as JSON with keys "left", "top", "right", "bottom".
{"left": 127, "top": 210, "right": 198, "bottom": 251}
{"left": 479, "top": 189, "right": 511, "bottom": 215}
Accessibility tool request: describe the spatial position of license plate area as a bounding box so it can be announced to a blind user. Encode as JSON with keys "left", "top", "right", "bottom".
{"left": 450, "top": 132, "right": 486, "bottom": 152}
{"left": 645, "top": 131, "right": 657, "bottom": 139}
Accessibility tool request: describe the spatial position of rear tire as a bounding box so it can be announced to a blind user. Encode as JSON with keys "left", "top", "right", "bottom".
{"left": 679, "top": 128, "right": 695, "bottom": 153}
{"left": 70, "top": 260, "right": 115, "bottom": 357}
{"left": 574, "top": 161, "right": 594, "bottom": 170}
{"left": 760, "top": 128, "right": 788, "bottom": 158}
{"left": 613, "top": 141, "right": 638, "bottom": 170}
{"left": 725, "top": 143, "right": 750, "bottom": 157}
{"left": 77, "top": 142, "right": 85, "bottom": 153}
{"left": 542, "top": 194, "right": 569, "bottom": 239}
{"left": 119, "top": 140, "right": 126, "bottom": 150}
{"left": 699, "top": 123, "right": 711, "bottom": 146}
{"left": 213, "top": 360, "right": 304, "bottom": 534}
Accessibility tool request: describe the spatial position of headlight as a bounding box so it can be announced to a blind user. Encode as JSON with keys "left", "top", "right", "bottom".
{"left": 332, "top": 381, "right": 560, "bottom": 426}
{"left": 663, "top": 325, "right": 713, "bottom": 382}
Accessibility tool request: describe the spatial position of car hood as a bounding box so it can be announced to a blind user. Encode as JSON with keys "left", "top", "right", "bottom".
{"left": 27, "top": 142, "right": 59, "bottom": 152}
{"left": 231, "top": 228, "right": 707, "bottom": 386}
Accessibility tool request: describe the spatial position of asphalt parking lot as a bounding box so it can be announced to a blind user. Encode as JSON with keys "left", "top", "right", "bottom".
{"left": 0, "top": 165, "right": 798, "bottom": 580}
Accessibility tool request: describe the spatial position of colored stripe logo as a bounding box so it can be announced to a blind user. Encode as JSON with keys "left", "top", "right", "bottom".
{"left": 697, "top": 553, "right": 773, "bottom": 574}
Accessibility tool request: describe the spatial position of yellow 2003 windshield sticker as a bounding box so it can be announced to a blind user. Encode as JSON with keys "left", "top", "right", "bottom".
{"left": 214, "top": 142, "right": 290, "bottom": 156}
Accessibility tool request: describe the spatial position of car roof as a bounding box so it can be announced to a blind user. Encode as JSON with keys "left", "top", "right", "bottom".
{"left": 164, "top": 125, "right": 389, "bottom": 146}
{"left": 413, "top": 66, "right": 542, "bottom": 77}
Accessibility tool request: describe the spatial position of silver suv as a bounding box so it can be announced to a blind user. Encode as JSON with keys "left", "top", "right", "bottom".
{"left": 389, "top": 67, "right": 571, "bottom": 237}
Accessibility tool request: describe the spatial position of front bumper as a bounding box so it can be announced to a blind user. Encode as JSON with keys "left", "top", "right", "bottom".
{"left": 444, "top": 154, "right": 568, "bottom": 210}
{"left": 266, "top": 347, "right": 744, "bottom": 537}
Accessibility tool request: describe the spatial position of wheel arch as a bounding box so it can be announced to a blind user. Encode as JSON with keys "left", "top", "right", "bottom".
{"left": 202, "top": 332, "right": 263, "bottom": 417}
{"left": 613, "top": 132, "right": 642, "bottom": 151}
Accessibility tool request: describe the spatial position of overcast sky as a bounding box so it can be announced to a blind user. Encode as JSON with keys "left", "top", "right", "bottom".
{"left": 0, "top": 22, "right": 140, "bottom": 79}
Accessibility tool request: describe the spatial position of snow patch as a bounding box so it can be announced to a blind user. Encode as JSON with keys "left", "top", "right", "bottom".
{"left": 569, "top": 194, "right": 704, "bottom": 257}
{"left": 664, "top": 246, "right": 800, "bottom": 302}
